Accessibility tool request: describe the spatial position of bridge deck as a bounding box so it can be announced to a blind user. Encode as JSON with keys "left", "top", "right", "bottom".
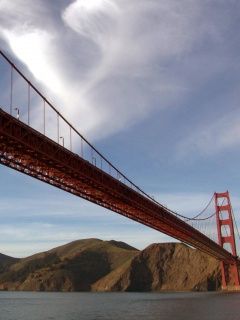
{"left": 0, "top": 108, "right": 237, "bottom": 263}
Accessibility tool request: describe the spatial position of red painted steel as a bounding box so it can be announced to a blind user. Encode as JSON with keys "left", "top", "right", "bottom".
{"left": 0, "top": 108, "right": 238, "bottom": 265}
{"left": 215, "top": 192, "right": 240, "bottom": 289}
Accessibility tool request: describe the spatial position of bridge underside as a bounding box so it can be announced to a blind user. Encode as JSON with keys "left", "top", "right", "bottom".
{"left": 0, "top": 109, "right": 237, "bottom": 264}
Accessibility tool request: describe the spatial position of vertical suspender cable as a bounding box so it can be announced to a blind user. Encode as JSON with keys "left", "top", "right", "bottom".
{"left": 10, "top": 65, "right": 13, "bottom": 115}
{"left": 28, "top": 82, "right": 30, "bottom": 125}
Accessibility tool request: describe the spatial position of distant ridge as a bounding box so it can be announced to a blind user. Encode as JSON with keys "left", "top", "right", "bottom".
{"left": 0, "top": 253, "right": 19, "bottom": 271}
{"left": 108, "top": 240, "right": 137, "bottom": 251}
{"left": 0, "top": 239, "right": 220, "bottom": 292}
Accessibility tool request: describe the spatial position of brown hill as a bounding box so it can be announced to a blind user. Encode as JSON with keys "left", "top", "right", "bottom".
{"left": 0, "top": 253, "right": 19, "bottom": 273}
{"left": 0, "top": 240, "right": 221, "bottom": 292}
{"left": 93, "top": 243, "right": 221, "bottom": 292}
{"left": 0, "top": 238, "right": 138, "bottom": 291}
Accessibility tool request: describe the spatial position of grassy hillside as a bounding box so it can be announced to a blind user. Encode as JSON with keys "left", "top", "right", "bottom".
{"left": 0, "top": 253, "right": 19, "bottom": 273}
{"left": 0, "top": 239, "right": 138, "bottom": 291}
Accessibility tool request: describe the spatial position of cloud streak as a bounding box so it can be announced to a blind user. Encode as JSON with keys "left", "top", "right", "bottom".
{"left": 177, "top": 108, "right": 240, "bottom": 158}
{"left": 0, "top": 222, "right": 172, "bottom": 257}
{"left": 0, "top": 0, "right": 237, "bottom": 143}
{"left": 1, "top": 189, "right": 240, "bottom": 257}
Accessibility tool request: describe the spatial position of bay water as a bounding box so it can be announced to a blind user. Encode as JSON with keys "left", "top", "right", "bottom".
{"left": 0, "top": 291, "right": 239, "bottom": 320}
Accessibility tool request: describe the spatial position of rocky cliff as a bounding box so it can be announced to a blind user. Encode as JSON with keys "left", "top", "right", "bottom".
{"left": 0, "top": 239, "right": 221, "bottom": 292}
{"left": 93, "top": 243, "right": 221, "bottom": 291}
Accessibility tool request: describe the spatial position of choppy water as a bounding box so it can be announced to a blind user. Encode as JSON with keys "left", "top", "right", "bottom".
{"left": 0, "top": 291, "right": 239, "bottom": 320}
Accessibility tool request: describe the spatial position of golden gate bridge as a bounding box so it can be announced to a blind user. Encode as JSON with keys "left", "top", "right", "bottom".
{"left": 0, "top": 50, "right": 239, "bottom": 290}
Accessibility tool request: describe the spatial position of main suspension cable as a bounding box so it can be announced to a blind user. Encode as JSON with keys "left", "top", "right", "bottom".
{"left": 232, "top": 208, "right": 240, "bottom": 241}
{"left": 184, "top": 194, "right": 215, "bottom": 221}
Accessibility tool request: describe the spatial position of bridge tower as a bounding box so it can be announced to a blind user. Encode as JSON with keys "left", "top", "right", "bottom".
{"left": 215, "top": 191, "right": 240, "bottom": 290}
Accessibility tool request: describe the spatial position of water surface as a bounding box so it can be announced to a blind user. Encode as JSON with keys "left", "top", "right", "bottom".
{"left": 0, "top": 291, "right": 239, "bottom": 320}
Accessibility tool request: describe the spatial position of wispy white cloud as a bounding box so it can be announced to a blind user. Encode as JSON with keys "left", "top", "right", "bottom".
{"left": 63, "top": 0, "right": 119, "bottom": 46}
{"left": 1, "top": 190, "right": 240, "bottom": 257}
{"left": 0, "top": 0, "right": 234, "bottom": 141}
{"left": 3, "top": 29, "right": 63, "bottom": 94}
{"left": 156, "top": 192, "right": 215, "bottom": 216}
{"left": 0, "top": 196, "right": 105, "bottom": 217}
{"left": 156, "top": 191, "right": 240, "bottom": 217}
{"left": 0, "top": 222, "right": 172, "bottom": 257}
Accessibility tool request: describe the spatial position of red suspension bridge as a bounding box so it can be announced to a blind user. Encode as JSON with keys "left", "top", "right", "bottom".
{"left": 0, "top": 50, "right": 239, "bottom": 290}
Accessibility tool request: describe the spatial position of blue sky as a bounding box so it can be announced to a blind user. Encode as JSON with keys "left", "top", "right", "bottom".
{"left": 0, "top": 0, "right": 240, "bottom": 257}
